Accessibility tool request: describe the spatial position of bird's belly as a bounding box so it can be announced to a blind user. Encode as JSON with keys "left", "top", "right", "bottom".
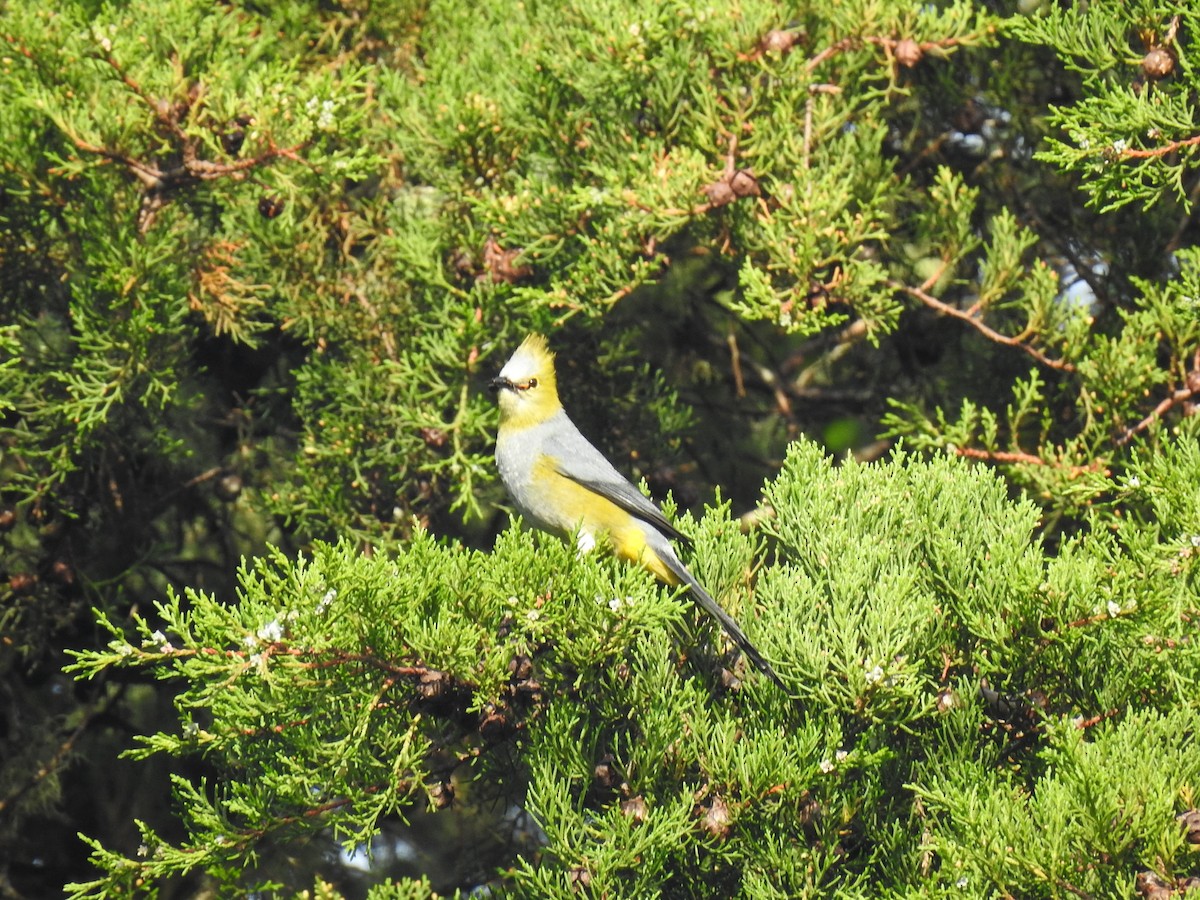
{"left": 496, "top": 443, "right": 673, "bottom": 581}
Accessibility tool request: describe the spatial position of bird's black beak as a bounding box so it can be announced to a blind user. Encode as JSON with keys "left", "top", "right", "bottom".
{"left": 488, "top": 377, "right": 512, "bottom": 393}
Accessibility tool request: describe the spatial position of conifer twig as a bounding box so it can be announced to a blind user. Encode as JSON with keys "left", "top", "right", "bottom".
{"left": 894, "top": 281, "right": 1076, "bottom": 372}
{"left": 1118, "top": 351, "right": 1200, "bottom": 443}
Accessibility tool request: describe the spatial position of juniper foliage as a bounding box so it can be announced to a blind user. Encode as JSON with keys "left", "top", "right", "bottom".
{"left": 0, "top": 0, "right": 1198, "bottom": 895}
{"left": 65, "top": 437, "right": 1200, "bottom": 897}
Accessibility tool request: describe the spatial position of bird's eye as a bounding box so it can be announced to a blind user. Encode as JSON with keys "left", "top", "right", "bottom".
{"left": 527, "top": 378, "right": 538, "bottom": 389}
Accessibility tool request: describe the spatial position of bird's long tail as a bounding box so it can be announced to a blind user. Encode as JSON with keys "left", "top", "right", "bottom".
{"left": 656, "top": 549, "right": 787, "bottom": 692}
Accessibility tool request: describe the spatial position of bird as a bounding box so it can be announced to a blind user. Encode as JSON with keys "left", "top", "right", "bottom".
{"left": 489, "top": 333, "right": 785, "bottom": 691}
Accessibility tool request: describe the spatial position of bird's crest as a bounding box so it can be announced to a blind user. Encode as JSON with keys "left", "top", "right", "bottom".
{"left": 499, "top": 333, "right": 557, "bottom": 390}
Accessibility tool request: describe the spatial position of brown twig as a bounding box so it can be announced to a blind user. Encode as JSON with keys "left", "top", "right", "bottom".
{"left": 894, "top": 280, "right": 1076, "bottom": 372}
{"left": 1118, "top": 353, "right": 1200, "bottom": 443}
{"left": 726, "top": 332, "right": 746, "bottom": 399}
{"left": 180, "top": 781, "right": 395, "bottom": 854}
{"left": 952, "top": 446, "right": 1106, "bottom": 478}
{"left": 953, "top": 446, "right": 1047, "bottom": 467}
{"left": 1073, "top": 710, "right": 1118, "bottom": 729}
{"left": 805, "top": 37, "right": 855, "bottom": 72}
{"left": 805, "top": 32, "right": 982, "bottom": 73}
{"left": 1118, "top": 133, "right": 1200, "bottom": 160}
{"left": 1050, "top": 877, "right": 1096, "bottom": 900}
{"left": 1118, "top": 384, "right": 1200, "bottom": 443}
{"left": 59, "top": 50, "right": 313, "bottom": 231}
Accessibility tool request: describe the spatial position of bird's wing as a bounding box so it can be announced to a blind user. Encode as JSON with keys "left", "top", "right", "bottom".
{"left": 541, "top": 417, "right": 691, "bottom": 546}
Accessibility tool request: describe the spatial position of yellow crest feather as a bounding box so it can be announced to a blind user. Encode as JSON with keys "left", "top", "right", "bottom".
{"left": 501, "top": 333, "right": 557, "bottom": 386}
{"left": 518, "top": 333, "right": 554, "bottom": 368}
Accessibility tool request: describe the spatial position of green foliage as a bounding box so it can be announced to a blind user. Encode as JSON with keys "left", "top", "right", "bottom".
{"left": 1013, "top": 2, "right": 1199, "bottom": 211}
{"left": 385, "top": 0, "right": 997, "bottom": 336}
{"left": 883, "top": 242, "right": 1200, "bottom": 521}
{"left": 63, "top": 441, "right": 1200, "bottom": 896}
{"left": 3, "top": 0, "right": 1200, "bottom": 895}
{"left": 917, "top": 708, "right": 1200, "bottom": 898}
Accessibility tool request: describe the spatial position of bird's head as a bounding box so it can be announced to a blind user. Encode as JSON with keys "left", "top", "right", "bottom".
{"left": 489, "top": 333, "right": 561, "bottom": 429}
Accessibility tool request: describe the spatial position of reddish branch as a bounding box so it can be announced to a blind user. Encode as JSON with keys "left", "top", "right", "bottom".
{"left": 176, "top": 781, "right": 396, "bottom": 855}
{"left": 952, "top": 446, "right": 1105, "bottom": 478}
{"left": 1118, "top": 350, "right": 1200, "bottom": 444}
{"left": 953, "top": 447, "right": 1047, "bottom": 467}
{"left": 897, "top": 279, "right": 1197, "bottom": 446}
{"left": 805, "top": 32, "right": 983, "bottom": 73}
{"left": 894, "top": 281, "right": 1077, "bottom": 373}
{"left": 193, "top": 642, "right": 456, "bottom": 686}
{"left": 1119, "top": 383, "right": 1200, "bottom": 443}
{"left": 738, "top": 26, "right": 983, "bottom": 68}
{"left": 58, "top": 50, "right": 311, "bottom": 231}
{"left": 804, "top": 36, "right": 855, "bottom": 72}
{"left": 1073, "top": 711, "right": 1119, "bottom": 729}
{"left": 1118, "top": 133, "right": 1200, "bottom": 160}
{"left": 70, "top": 131, "right": 306, "bottom": 190}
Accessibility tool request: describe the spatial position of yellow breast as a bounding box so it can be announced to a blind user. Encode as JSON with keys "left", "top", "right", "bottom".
{"left": 531, "top": 455, "right": 677, "bottom": 584}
